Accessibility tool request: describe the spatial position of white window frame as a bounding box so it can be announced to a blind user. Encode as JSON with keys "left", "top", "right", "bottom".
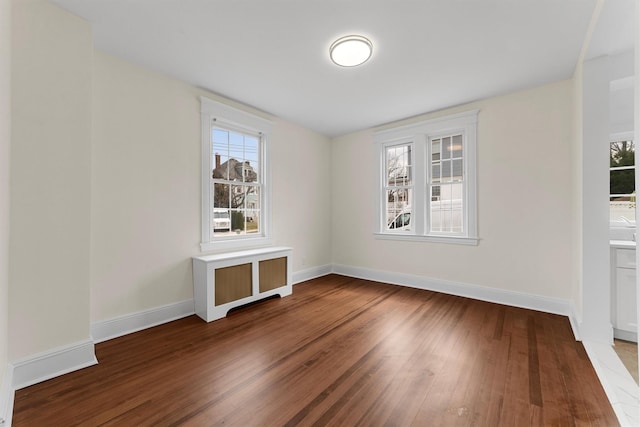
{"left": 200, "top": 96, "right": 273, "bottom": 251}
{"left": 383, "top": 138, "right": 415, "bottom": 233}
{"left": 374, "top": 110, "right": 479, "bottom": 245}
{"left": 609, "top": 130, "right": 636, "bottom": 228}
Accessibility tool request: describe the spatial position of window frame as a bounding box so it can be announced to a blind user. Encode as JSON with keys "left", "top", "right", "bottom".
{"left": 382, "top": 138, "right": 415, "bottom": 234}
{"left": 374, "top": 110, "right": 479, "bottom": 245}
{"left": 200, "top": 96, "right": 273, "bottom": 252}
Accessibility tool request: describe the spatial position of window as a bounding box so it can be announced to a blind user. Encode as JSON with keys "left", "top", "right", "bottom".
{"left": 201, "top": 97, "right": 273, "bottom": 251}
{"left": 430, "top": 133, "right": 466, "bottom": 233}
{"left": 385, "top": 143, "right": 413, "bottom": 231}
{"left": 375, "top": 110, "right": 478, "bottom": 245}
{"left": 610, "top": 133, "right": 635, "bottom": 226}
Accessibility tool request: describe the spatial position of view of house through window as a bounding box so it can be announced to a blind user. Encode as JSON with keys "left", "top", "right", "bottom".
{"left": 385, "top": 144, "right": 413, "bottom": 230}
{"left": 610, "top": 139, "right": 635, "bottom": 225}
{"left": 211, "top": 127, "right": 262, "bottom": 237}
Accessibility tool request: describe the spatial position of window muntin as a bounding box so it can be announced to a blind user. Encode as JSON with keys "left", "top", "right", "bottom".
{"left": 374, "top": 110, "right": 478, "bottom": 245}
{"left": 610, "top": 138, "right": 635, "bottom": 225}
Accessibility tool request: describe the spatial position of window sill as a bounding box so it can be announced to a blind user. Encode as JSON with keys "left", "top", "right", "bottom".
{"left": 373, "top": 232, "right": 479, "bottom": 246}
{"left": 201, "top": 236, "right": 273, "bottom": 253}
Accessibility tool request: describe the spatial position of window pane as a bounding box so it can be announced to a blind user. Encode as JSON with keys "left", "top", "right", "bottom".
{"left": 246, "top": 187, "right": 260, "bottom": 234}
{"left": 430, "top": 185, "right": 443, "bottom": 232}
{"left": 386, "top": 189, "right": 412, "bottom": 230}
{"left": 431, "top": 185, "right": 441, "bottom": 201}
{"left": 430, "top": 183, "right": 463, "bottom": 233}
{"left": 441, "top": 160, "right": 451, "bottom": 182}
{"left": 611, "top": 140, "right": 635, "bottom": 167}
{"left": 229, "top": 132, "right": 244, "bottom": 161}
{"left": 242, "top": 160, "right": 258, "bottom": 183}
{"left": 609, "top": 139, "right": 635, "bottom": 224}
{"left": 244, "top": 137, "right": 259, "bottom": 182}
{"left": 212, "top": 129, "right": 229, "bottom": 156}
{"left": 213, "top": 183, "right": 230, "bottom": 208}
{"left": 432, "top": 163, "right": 441, "bottom": 183}
{"left": 213, "top": 129, "right": 230, "bottom": 180}
{"left": 386, "top": 144, "right": 412, "bottom": 186}
{"left": 432, "top": 139, "right": 441, "bottom": 161}
{"left": 219, "top": 190, "right": 261, "bottom": 236}
{"left": 452, "top": 158, "right": 463, "bottom": 181}
{"left": 212, "top": 208, "right": 231, "bottom": 236}
{"left": 450, "top": 182, "right": 463, "bottom": 233}
{"left": 230, "top": 184, "right": 248, "bottom": 209}
{"left": 610, "top": 196, "right": 635, "bottom": 223}
{"left": 451, "top": 134, "right": 463, "bottom": 158}
{"left": 212, "top": 154, "right": 229, "bottom": 180}
{"left": 442, "top": 137, "right": 451, "bottom": 160}
{"left": 610, "top": 169, "right": 635, "bottom": 196}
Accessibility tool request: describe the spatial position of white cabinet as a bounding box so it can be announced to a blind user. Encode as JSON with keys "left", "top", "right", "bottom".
{"left": 192, "top": 246, "right": 293, "bottom": 322}
{"left": 612, "top": 247, "right": 637, "bottom": 342}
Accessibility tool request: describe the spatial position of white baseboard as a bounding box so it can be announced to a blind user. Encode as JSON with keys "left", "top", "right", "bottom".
{"left": 12, "top": 339, "right": 97, "bottom": 390}
{"left": 568, "top": 302, "right": 582, "bottom": 341}
{"left": 293, "top": 264, "right": 333, "bottom": 285}
{"left": 613, "top": 328, "right": 637, "bottom": 342}
{"left": 6, "top": 264, "right": 581, "bottom": 401}
{"left": 91, "top": 299, "right": 195, "bottom": 344}
{"left": 332, "top": 264, "right": 574, "bottom": 318}
{"left": 0, "top": 364, "right": 14, "bottom": 427}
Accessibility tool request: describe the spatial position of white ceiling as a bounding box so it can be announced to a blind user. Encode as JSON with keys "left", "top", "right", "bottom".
{"left": 52, "top": 0, "right": 634, "bottom": 137}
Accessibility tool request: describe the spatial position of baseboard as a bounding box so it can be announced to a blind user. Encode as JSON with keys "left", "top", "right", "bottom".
{"left": 568, "top": 302, "right": 582, "bottom": 341}
{"left": 332, "top": 264, "right": 573, "bottom": 318}
{"left": 292, "top": 264, "right": 333, "bottom": 285}
{"left": 91, "top": 299, "right": 195, "bottom": 344}
{"left": 8, "top": 265, "right": 579, "bottom": 397}
{"left": 12, "top": 339, "right": 97, "bottom": 390}
{"left": 0, "top": 364, "right": 14, "bottom": 427}
{"left": 613, "top": 328, "right": 637, "bottom": 342}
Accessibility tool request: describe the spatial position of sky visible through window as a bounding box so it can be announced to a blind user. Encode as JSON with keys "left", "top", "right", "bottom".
{"left": 212, "top": 128, "right": 259, "bottom": 175}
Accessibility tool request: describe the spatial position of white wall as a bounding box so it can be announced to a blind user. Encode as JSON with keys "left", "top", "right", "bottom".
{"left": 91, "top": 52, "right": 332, "bottom": 322}
{"left": 331, "top": 80, "right": 575, "bottom": 300}
{"left": 270, "top": 120, "right": 332, "bottom": 272}
{"left": 576, "top": 50, "right": 634, "bottom": 343}
{"left": 580, "top": 56, "right": 613, "bottom": 343}
{"left": 9, "top": 0, "right": 92, "bottom": 359}
{"left": 91, "top": 52, "right": 200, "bottom": 321}
{"left": 0, "top": 0, "right": 11, "bottom": 416}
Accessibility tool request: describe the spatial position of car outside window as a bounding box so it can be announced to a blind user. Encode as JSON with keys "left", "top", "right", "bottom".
{"left": 374, "top": 110, "right": 479, "bottom": 245}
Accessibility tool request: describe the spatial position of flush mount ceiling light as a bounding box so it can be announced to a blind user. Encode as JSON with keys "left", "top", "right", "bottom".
{"left": 329, "top": 35, "right": 373, "bottom": 67}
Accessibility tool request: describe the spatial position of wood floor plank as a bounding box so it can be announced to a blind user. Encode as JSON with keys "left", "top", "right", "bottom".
{"left": 12, "top": 275, "right": 619, "bottom": 426}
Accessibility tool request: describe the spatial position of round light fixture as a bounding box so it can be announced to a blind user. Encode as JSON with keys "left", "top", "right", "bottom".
{"left": 329, "top": 35, "right": 373, "bottom": 67}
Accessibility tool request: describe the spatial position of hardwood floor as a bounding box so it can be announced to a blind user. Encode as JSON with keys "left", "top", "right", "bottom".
{"left": 13, "top": 275, "right": 619, "bottom": 426}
